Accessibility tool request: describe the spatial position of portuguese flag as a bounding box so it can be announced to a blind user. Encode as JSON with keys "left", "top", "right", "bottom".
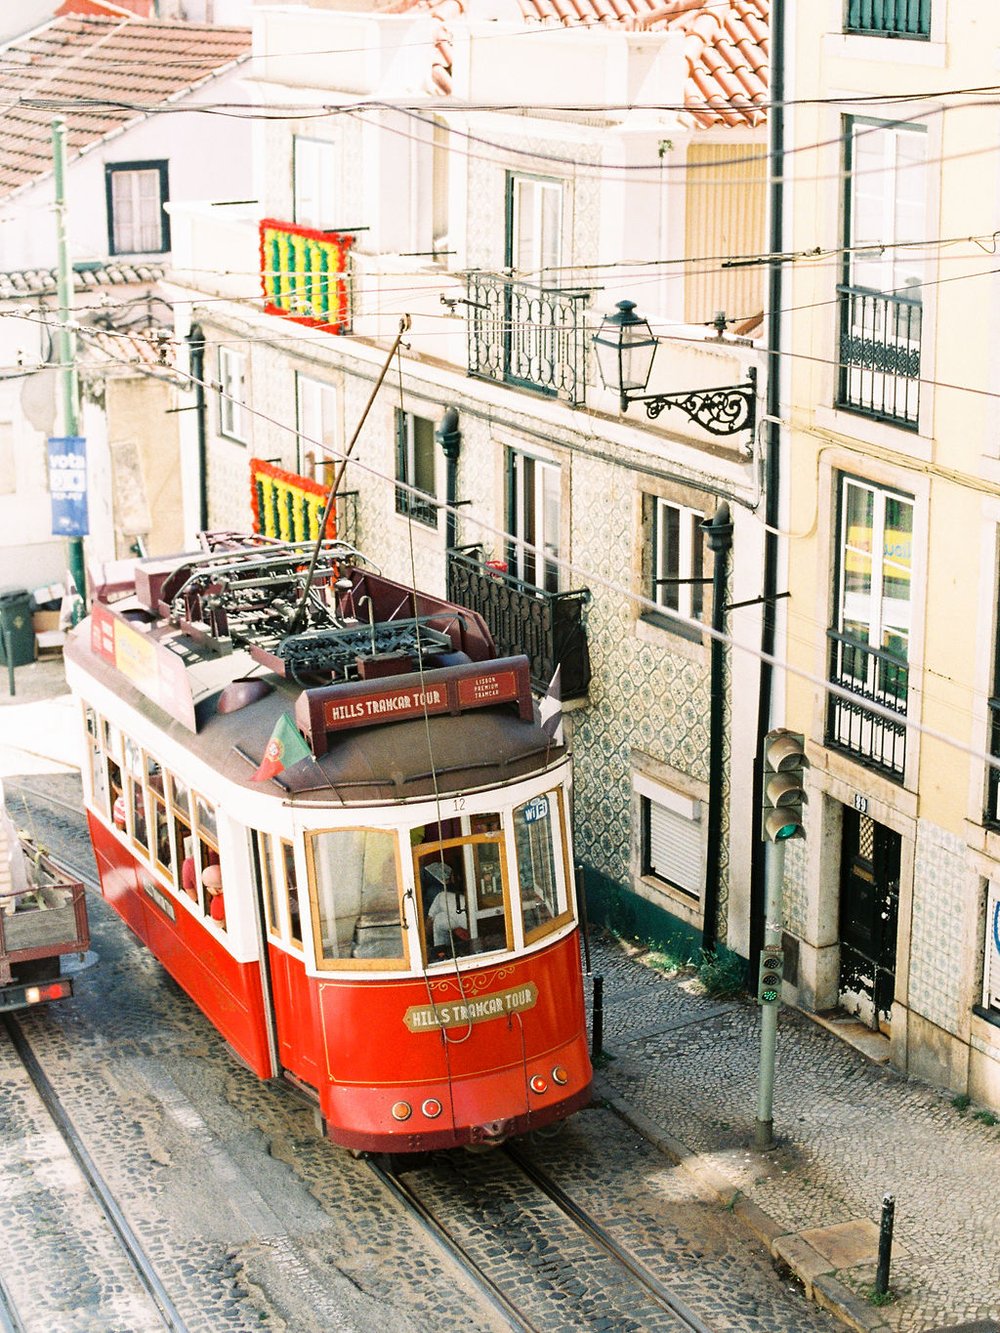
{"left": 252, "top": 713, "right": 311, "bottom": 782}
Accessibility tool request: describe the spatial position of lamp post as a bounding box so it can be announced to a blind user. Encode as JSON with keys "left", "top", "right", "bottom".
{"left": 592, "top": 300, "right": 757, "bottom": 438}
{"left": 700, "top": 501, "right": 733, "bottom": 956}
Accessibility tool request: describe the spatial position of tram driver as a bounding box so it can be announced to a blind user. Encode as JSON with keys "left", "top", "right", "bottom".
{"left": 424, "top": 862, "right": 469, "bottom": 958}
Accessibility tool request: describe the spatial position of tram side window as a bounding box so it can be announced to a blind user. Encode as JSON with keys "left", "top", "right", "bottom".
{"left": 123, "top": 738, "right": 149, "bottom": 853}
{"left": 281, "top": 840, "right": 303, "bottom": 949}
{"left": 513, "top": 791, "right": 568, "bottom": 941}
{"left": 257, "top": 832, "right": 281, "bottom": 938}
{"left": 84, "top": 707, "right": 109, "bottom": 814}
{"left": 307, "top": 829, "right": 403, "bottom": 965}
{"left": 147, "top": 759, "right": 171, "bottom": 874}
{"left": 104, "top": 721, "right": 125, "bottom": 828}
{"left": 193, "top": 793, "right": 222, "bottom": 927}
{"left": 169, "top": 773, "right": 197, "bottom": 902}
{"left": 415, "top": 818, "right": 510, "bottom": 962}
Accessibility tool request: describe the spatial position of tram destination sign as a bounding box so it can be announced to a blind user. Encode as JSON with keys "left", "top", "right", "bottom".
{"left": 404, "top": 982, "right": 538, "bottom": 1032}
{"left": 297, "top": 657, "right": 534, "bottom": 754}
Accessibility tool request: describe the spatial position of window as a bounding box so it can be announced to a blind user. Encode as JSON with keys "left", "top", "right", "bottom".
{"left": 307, "top": 828, "right": 403, "bottom": 967}
{"left": 638, "top": 781, "right": 703, "bottom": 901}
{"left": 296, "top": 374, "right": 338, "bottom": 480}
{"left": 506, "top": 174, "right": 563, "bottom": 277}
{"left": 395, "top": 409, "right": 437, "bottom": 526}
{"left": 649, "top": 497, "right": 706, "bottom": 628}
{"left": 219, "top": 347, "right": 248, "bottom": 442}
{"left": 507, "top": 449, "right": 560, "bottom": 593}
{"left": 414, "top": 815, "right": 513, "bottom": 961}
{"left": 106, "top": 162, "right": 169, "bottom": 255}
{"left": 293, "top": 137, "right": 337, "bottom": 230}
{"left": 839, "top": 118, "right": 927, "bottom": 427}
{"left": 828, "top": 474, "right": 913, "bottom": 776}
{"left": 512, "top": 792, "right": 570, "bottom": 942}
{"left": 845, "top": 0, "right": 930, "bottom": 38}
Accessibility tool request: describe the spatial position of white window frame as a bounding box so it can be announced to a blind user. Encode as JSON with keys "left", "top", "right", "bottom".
{"left": 295, "top": 374, "right": 338, "bottom": 480}
{"left": 846, "top": 118, "right": 927, "bottom": 297}
{"left": 835, "top": 474, "right": 913, "bottom": 661}
{"left": 508, "top": 448, "right": 560, "bottom": 593}
{"left": 218, "top": 347, "right": 248, "bottom": 444}
{"left": 508, "top": 174, "right": 563, "bottom": 278}
{"left": 293, "top": 136, "right": 337, "bottom": 231}
{"left": 634, "top": 772, "right": 703, "bottom": 902}
{"left": 650, "top": 496, "right": 706, "bottom": 623}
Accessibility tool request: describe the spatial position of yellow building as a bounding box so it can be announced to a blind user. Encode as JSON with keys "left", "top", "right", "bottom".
{"left": 780, "top": 0, "right": 1000, "bottom": 1108}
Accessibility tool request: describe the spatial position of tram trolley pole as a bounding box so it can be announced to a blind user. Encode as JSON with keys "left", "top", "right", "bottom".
{"left": 875, "top": 1193, "right": 895, "bottom": 1296}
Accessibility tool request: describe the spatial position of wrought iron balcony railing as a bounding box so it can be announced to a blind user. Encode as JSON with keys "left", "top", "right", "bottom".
{"left": 837, "top": 285, "right": 922, "bottom": 428}
{"left": 259, "top": 218, "right": 354, "bottom": 333}
{"left": 845, "top": 0, "right": 930, "bottom": 37}
{"left": 466, "top": 271, "right": 590, "bottom": 406}
{"left": 827, "top": 629, "right": 908, "bottom": 780}
{"left": 446, "top": 546, "right": 591, "bottom": 700}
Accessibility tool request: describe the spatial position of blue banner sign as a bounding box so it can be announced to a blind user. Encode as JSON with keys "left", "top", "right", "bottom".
{"left": 47, "top": 436, "right": 89, "bottom": 537}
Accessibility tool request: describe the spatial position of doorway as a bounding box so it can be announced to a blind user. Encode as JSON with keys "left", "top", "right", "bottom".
{"left": 839, "top": 806, "right": 901, "bottom": 1030}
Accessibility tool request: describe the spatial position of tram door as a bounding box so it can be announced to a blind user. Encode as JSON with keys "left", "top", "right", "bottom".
{"left": 259, "top": 835, "right": 323, "bottom": 1090}
{"left": 838, "top": 807, "right": 901, "bottom": 1031}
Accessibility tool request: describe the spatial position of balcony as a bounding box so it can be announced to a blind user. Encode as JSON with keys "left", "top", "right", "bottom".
{"left": 837, "top": 285, "right": 921, "bottom": 428}
{"left": 259, "top": 219, "right": 354, "bottom": 334}
{"left": 845, "top": 0, "right": 930, "bottom": 37}
{"left": 466, "top": 272, "right": 590, "bottom": 406}
{"left": 826, "top": 629, "right": 908, "bottom": 780}
{"left": 446, "top": 546, "right": 591, "bottom": 701}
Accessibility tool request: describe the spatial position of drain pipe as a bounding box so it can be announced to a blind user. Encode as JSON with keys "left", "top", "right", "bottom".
{"left": 701, "top": 500, "right": 733, "bottom": 956}
{"left": 186, "top": 323, "right": 208, "bottom": 533}
{"left": 749, "top": 0, "right": 786, "bottom": 973}
{"left": 436, "top": 406, "right": 461, "bottom": 550}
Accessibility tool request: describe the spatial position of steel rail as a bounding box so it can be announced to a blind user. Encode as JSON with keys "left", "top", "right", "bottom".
{"left": 366, "top": 1157, "right": 538, "bottom": 1333}
{"left": 504, "top": 1143, "right": 714, "bottom": 1333}
{"left": 0, "top": 1271, "right": 25, "bottom": 1333}
{"left": 3, "top": 1016, "right": 191, "bottom": 1333}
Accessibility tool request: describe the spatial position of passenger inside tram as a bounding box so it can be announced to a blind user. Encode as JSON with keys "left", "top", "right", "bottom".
{"left": 424, "top": 862, "right": 469, "bottom": 959}
{"left": 202, "top": 863, "right": 225, "bottom": 928}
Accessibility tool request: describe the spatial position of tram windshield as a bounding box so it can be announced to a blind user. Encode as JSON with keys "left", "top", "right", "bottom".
{"left": 307, "top": 828, "right": 403, "bottom": 965}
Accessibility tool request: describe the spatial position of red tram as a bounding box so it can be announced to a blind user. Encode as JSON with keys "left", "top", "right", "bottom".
{"left": 65, "top": 534, "right": 592, "bottom": 1152}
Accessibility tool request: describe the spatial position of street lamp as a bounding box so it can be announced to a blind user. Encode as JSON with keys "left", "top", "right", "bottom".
{"left": 592, "top": 299, "right": 757, "bottom": 438}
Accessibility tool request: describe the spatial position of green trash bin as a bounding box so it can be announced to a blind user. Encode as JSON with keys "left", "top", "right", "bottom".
{"left": 0, "top": 588, "right": 35, "bottom": 667}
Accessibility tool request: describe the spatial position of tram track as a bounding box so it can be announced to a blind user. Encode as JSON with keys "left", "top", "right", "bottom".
{"left": 3, "top": 1014, "right": 192, "bottom": 1333}
{"left": 377, "top": 1142, "right": 715, "bottom": 1333}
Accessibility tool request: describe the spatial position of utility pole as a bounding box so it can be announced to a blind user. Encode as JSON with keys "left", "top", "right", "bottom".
{"left": 700, "top": 500, "right": 733, "bottom": 955}
{"left": 53, "top": 117, "right": 87, "bottom": 609}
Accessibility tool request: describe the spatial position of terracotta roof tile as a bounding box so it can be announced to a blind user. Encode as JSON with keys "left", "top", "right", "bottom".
{"left": 0, "top": 15, "right": 250, "bottom": 199}
{"left": 0, "top": 259, "right": 165, "bottom": 300}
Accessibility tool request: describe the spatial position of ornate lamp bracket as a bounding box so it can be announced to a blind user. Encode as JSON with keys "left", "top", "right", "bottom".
{"left": 629, "top": 366, "right": 757, "bottom": 438}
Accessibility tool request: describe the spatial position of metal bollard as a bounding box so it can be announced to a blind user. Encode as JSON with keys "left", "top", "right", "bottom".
{"left": 591, "top": 974, "right": 604, "bottom": 1061}
{"left": 4, "top": 630, "right": 14, "bottom": 697}
{"left": 875, "top": 1193, "right": 895, "bottom": 1295}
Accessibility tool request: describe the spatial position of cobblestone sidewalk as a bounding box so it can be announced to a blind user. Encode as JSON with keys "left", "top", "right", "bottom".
{"left": 587, "top": 933, "right": 1000, "bottom": 1333}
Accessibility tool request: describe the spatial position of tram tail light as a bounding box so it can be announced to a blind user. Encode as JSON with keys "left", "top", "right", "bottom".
{"left": 421, "top": 1099, "right": 443, "bottom": 1119}
{"left": 529, "top": 1075, "right": 548, "bottom": 1095}
{"left": 24, "top": 981, "right": 71, "bottom": 1005}
{"left": 551, "top": 1066, "right": 569, "bottom": 1086}
{"left": 390, "top": 1101, "right": 412, "bottom": 1121}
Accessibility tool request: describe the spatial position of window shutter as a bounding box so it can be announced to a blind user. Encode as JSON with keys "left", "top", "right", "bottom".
{"left": 648, "top": 799, "right": 702, "bottom": 898}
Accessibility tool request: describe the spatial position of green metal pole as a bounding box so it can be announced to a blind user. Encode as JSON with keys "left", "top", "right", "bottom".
{"left": 53, "top": 118, "right": 87, "bottom": 610}
{"left": 754, "top": 837, "right": 784, "bottom": 1150}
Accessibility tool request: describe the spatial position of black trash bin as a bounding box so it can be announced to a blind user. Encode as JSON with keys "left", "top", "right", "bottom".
{"left": 0, "top": 588, "right": 35, "bottom": 667}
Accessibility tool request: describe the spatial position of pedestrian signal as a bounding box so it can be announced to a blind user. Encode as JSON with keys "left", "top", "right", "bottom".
{"left": 758, "top": 948, "right": 784, "bottom": 1004}
{"left": 761, "top": 729, "right": 808, "bottom": 842}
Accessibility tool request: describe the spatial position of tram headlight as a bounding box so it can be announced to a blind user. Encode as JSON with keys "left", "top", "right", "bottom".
{"left": 529, "top": 1075, "right": 547, "bottom": 1095}
{"left": 390, "top": 1101, "right": 412, "bottom": 1121}
{"left": 551, "top": 1066, "right": 569, "bottom": 1086}
{"left": 421, "top": 1099, "right": 443, "bottom": 1119}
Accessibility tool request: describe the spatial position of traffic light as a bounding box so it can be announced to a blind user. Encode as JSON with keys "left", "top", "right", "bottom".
{"left": 761, "top": 729, "right": 808, "bottom": 842}
{"left": 757, "top": 947, "right": 784, "bottom": 1004}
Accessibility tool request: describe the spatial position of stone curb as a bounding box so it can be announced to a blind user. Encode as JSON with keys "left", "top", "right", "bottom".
{"left": 593, "top": 1069, "right": 888, "bottom": 1333}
